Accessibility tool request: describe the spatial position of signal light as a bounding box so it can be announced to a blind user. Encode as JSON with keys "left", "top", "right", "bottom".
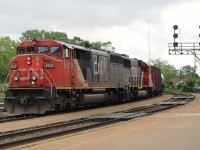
{"left": 173, "top": 25, "right": 179, "bottom": 47}
{"left": 199, "top": 25, "right": 200, "bottom": 37}
{"left": 173, "top": 25, "right": 178, "bottom": 30}
{"left": 173, "top": 33, "right": 178, "bottom": 39}
{"left": 173, "top": 42, "right": 178, "bottom": 47}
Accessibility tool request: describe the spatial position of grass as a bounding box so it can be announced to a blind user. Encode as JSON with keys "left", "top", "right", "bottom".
{"left": 0, "top": 112, "right": 6, "bottom": 117}
{"left": 0, "top": 91, "right": 4, "bottom": 98}
{"left": 164, "top": 88, "right": 192, "bottom": 96}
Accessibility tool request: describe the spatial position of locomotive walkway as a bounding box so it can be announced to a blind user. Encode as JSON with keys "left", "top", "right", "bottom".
{"left": 13, "top": 94, "right": 200, "bottom": 150}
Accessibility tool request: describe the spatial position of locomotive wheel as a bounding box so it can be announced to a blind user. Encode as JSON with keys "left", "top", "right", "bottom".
{"left": 65, "top": 103, "right": 72, "bottom": 110}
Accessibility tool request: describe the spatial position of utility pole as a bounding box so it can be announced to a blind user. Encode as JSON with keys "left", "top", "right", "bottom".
{"left": 148, "top": 20, "right": 151, "bottom": 64}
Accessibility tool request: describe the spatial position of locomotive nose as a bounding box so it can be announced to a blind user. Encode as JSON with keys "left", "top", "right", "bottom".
{"left": 9, "top": 55, "right": 45, "bottom": 87}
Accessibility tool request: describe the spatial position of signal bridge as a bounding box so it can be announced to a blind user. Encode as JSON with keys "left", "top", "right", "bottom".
{"left": 169, "top": 25, "right": 200, "bottom": 61}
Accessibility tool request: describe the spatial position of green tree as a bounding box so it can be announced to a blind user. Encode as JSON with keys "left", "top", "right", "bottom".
{"left": 181, "top": 65, "right": 198, "bottom": 78}
{"left": 91, "top": 41, "right": 103, "bottom": 49}
{"left": 102, "top": 41, "right": 115, "bottom": 52}
{"left": 20, "top": 29, "right": 45, "bottom": 41}
{"left": 0, "top": 36, "right": 18, "bottom": 82}
{"left": 20, "top": 29, "right": 68, "bottom": 42}
{"left": 45, "top": 31, "right": 69, "bottom": 41}
{"left": 150, "top": 61, "right": 199, "bottom": 92}
{"left": 178, "top": 65, "right": 199, "bottom": 92}
{"left": 20, "top": 29, "right": 115, "bottom": 52}
{"left": 69, "top": 36, "right": 85, "bottom": 46}
{"left": 150, "top": 58, "right": 178, "bottom": 87}
{"left": 70, "top": 36, "right": 115, "bottom": 51}
{"left": 181, "top": 76, "right": 196, "bottom": 92}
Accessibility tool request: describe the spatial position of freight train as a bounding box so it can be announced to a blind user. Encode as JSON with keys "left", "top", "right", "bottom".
{"left": 4, "top": 39, "right": 163, "bottom": 114}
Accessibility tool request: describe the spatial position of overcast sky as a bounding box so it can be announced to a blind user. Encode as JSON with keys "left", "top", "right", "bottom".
{"left": 1, "top": 0, "right": 200, "bottom": 72}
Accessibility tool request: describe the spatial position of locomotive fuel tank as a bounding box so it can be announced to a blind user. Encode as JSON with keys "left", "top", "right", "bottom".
{"left": 80, "top": 93, "right": 108, "bottom": 105}
{"left": 137, "top": 90, "right": 148, "bottom": 98}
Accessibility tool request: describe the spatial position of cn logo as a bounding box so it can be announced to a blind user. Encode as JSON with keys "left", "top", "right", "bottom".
{"left": 15, "top": 68, "right": 44, "bottom": 81}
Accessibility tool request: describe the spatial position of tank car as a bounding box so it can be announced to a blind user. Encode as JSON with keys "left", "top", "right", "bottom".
{"left": 4, "top": 39, "right": 163, "bottom": 114}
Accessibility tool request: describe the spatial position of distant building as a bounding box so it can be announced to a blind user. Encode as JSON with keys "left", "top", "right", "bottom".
{"left": 194, "top": 82, "right": 200, "bottom": 92}
{"left": 171, "top": 78, "right": 185, "bottom": 87}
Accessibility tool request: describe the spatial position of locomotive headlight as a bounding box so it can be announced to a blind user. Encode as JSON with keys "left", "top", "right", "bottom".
{"left": 31, "top": 81, "right": 35, "bottom": 85}
{"left": 14, "top": 76, "right": 19, "bottom": 81}
{"left": 27, "top": 56, "right": 31, "bottom": 61}
{"left": 27, "top": 61, "right": 31, "bottom": 65}
{"left": 32, "top": 76, "right": 37, "bottom": 81}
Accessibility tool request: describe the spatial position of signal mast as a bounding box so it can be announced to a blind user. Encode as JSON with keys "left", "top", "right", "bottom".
{"left": 168, "top": 25, "right": 200, "bottom": 75}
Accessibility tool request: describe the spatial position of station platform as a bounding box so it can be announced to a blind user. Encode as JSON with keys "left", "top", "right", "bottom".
{"left": 16, "top": 94, "right": 200, "bottom": 150}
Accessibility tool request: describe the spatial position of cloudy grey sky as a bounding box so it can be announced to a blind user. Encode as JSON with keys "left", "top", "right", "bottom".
{"left": 1, "top": 0, "right": 200, "bottom": 72}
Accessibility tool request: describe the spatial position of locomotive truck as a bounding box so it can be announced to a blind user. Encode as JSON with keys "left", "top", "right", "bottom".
{"left": 4, "top": 39, "right": 163, "bottom": 114}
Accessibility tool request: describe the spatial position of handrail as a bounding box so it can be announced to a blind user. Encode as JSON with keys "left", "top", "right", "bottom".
{"left": 123, "top": 75, "right": 130, "bottom": 92}
{"left": 3, "top": 70, "right": 18, "bottom": 91}
{"left": 43, "top": 69, "right": 57, "bottom": 97}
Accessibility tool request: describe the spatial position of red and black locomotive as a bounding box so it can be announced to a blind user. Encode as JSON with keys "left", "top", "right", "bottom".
{"left": 4, "top": 39, "right": 163, "bottom": 114}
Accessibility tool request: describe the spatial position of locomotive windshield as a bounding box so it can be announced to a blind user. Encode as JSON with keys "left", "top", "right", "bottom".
{"left": 17, "top": 46, "right": 35, "bottom": 55}
{"left": 17, "top": 46, "right": 62, "bottom": 57}
{"left": 17, "top": 47, "right": 25, "bottom": 54}
{"left": 38, "top": 46, "right": 48, "bottom": 53}
{"left": 27, "top": 47, "right": 35, "bottom": 53}
{"left": 17, "top": 47, "right": 35, "bottom": 54}
{"left": 50, "top": 46, "right": 61, "bottom": 57}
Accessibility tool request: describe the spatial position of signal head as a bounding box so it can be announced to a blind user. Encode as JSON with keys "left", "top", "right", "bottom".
{"left": 173, "top": 25, "right": 178, "bottom": 30}
{"left": 173, "top": 33, "right": 178, "bottom": 38}
{"left": 173, "top": 42, "right": 178, "bottom": 47}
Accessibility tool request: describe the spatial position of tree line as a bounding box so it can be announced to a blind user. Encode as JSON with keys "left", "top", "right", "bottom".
{"left": 0, "top": 29, "right": 199, "bottom": 92}
{"left": 20, "top": 29, "right": 115, "bottom": 51}
{"left": 150, "top": 59, "right": 199, "bottom": 92}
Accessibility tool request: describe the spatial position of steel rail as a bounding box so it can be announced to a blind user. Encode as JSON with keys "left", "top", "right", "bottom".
{"left": 0, "top": 92, "right": 194, "bottom": 149}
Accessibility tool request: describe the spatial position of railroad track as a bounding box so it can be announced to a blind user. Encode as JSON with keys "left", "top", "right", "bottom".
{"left": 0, "top": 92, "right": 195, "bottom": 149}
{"left": 0, "top": 93, "right": 165, "bottom": 123}
{"left": 0, "top": 100, "right": 4, "bottom": 112}
{"left": 0, "top": 101, "right": 4, "bottom": 106}
{"left": 0, "top": 114, "right": 38, "bottom": 123}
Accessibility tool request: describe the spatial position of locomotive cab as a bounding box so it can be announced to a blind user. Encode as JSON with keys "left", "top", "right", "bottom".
{"left": 9, "top": 40, "right": 64, "bottom": 88}
{"left": 5, "top": 39, "right": 69, "bottom": 114}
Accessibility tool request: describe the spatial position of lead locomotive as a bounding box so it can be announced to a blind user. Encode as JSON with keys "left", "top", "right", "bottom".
{"left": 4, "top": 39, "right": 163, "bottom": 114}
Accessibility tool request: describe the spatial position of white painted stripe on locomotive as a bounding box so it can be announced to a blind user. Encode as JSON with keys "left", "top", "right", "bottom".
{"left": 75, "top": 59, "right": 89, "bottom": 87}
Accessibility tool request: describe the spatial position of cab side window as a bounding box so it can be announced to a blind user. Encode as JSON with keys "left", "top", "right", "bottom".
{"left": 64, "top": 48, "right": 70, "bottom": 58}
{"left": 50, "top": 46, "right": 61, "bottom": 57}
